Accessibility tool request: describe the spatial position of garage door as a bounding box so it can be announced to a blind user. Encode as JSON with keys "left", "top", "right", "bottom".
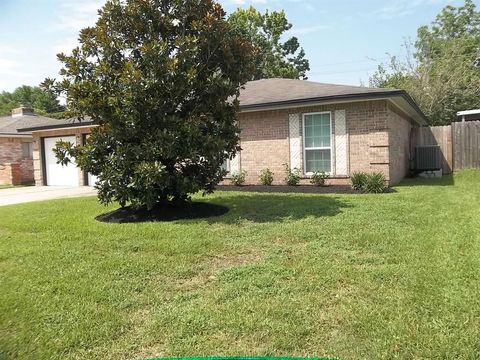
{"left": 87, "top": 172, "right": 98, "bottom": 187}
{"left": 44, "top": 136, "right": 79, "bottom": 186}
{"left": 84, "top": 134, "right": 99, "bottom": 187}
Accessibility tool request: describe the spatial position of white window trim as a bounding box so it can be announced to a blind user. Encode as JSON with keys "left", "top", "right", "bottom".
{"left": 222, "top": 157, "right": 231, "bottom": 174}
{"left": 302, "top": 111, "right": 333, "bottom": 175}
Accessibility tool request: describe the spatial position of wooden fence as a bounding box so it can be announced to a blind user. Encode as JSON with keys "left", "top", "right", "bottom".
{"left": 452, "top": 121, "right": 480, "bottom": 170}
{"left": 413, "top": 121, "right": 480, "bottom": 173}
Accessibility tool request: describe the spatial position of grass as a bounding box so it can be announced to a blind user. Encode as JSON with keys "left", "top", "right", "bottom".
{"left": 1, "top": 170, "right": 480, "bottom": 359}
{"left": 0, "top": 183, "right": 33, "bottom": 189}
{"left": 0, "top": 185, "right": 17, "bottom": 189}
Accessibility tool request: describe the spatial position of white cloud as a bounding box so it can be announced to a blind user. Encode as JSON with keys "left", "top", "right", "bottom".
{"left": 0, "top": 45, "right": 20, "bottom": 55}
{"left": 0, "top": 57, "right": 18, "bottom": 75}
{"left": 370, "top": 0, "right": 451, "bottom": 20}
{"left": 48, "top": 1, "right": 105, "bottom": 58}
{"left": 0, "top": 56, "right": 33, "bottom": 78}
{"left": 289, "top": 24, "right": 330, "bottom": 35}
{"left": 226, "top": 0, "right": 267, "bottom": 4}
{"left": 223, "top": 0, "right": 313, "bottom": 8}
{"left": 52, "top": 37, "right": 80, "bottom": 56}
{"left": 49, "top": 0, "right": 105, "bottom": 32}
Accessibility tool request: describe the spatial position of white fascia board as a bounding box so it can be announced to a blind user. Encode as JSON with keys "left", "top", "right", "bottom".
{"left": 457, "top": 109, "right": 480, "bottom": 116}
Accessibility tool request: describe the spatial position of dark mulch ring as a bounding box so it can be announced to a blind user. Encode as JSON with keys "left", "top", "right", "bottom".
{"left": 216, "top": 185, "right": 361, "bottom": 194}
{"left": 96, "top": 202, "right": 229, "bottom": 223}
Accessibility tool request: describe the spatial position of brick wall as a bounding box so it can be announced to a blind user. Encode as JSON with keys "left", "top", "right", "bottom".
{"left": 237, "top": 109, "right": 290, "bottom": 185}
{"left": 345, "top": 101, "right": 390, "bottom": 179}
{"left": 0, "top": 137, "right": 34, "bottom": 185}
{"left": 222, "top": 100, "right": 395, "bottom": 186}
{"left": 29, "top": 104, "right": 416, "bottom": 187}
{"left": 388, "top": 104, "right": 414, "bottom": 185}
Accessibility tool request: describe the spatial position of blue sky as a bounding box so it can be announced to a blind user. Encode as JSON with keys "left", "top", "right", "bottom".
{"left": 0, "top": 0, "right": 472, "bottom": 92}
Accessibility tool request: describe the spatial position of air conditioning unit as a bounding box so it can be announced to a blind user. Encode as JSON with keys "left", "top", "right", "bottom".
{"left": 415, "top": 145, "right": 441, "bottom": 171}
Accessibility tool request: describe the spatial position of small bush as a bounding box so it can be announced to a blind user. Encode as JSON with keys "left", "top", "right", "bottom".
{"left": 351, "top": 172, "right": 368, "bottom": 191}
{"left": 351, "top": 171, "right": 388, "bottom": 193}
{"left": 231, "top": 171, "right": 247, "bottom": 186}
{"left": 310, "top": 171, "right": 328, "bottom": 186}
{"left": 284, "top": 164, "right": 301, "bottom": 186}
{"left": 259, "top": 168, "right": 274, "bottom": 185}
{"left": 364, "top": 172, "right": 387, "bottom": 193}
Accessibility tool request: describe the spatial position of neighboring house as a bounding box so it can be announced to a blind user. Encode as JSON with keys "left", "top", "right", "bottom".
{"left": 457, "top": 109, "right": 480, "bottom": 122}
{"left": 0, "top": 106, "right": 66, "bottom": 185}
{"left": 20, "top": 79, "right": 427, "bottom": 187}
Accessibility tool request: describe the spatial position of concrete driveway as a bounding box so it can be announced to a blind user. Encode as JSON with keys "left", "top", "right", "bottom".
{"left": 0, "top": 186, "right": 96, "bottom": 207}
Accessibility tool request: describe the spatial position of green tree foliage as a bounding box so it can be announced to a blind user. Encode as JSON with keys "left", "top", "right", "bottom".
{"left": 228, "top": 6, "right": 310, "bottom": 80}
{"left": 370, "top": 0, "right": 480, "bottom": 125}
{"left": 44, "top": 0, "right": 255, "bottom": 210}
{"left": 0, "top": 85, "right": 65, "bottom": 117}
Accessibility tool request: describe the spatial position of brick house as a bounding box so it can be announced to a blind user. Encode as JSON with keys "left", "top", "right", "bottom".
{"left": 0, "top": 106, "right": 65, "bottom": 185}
{"left": 20, "top": 79, "right": 427, "bottom": 187}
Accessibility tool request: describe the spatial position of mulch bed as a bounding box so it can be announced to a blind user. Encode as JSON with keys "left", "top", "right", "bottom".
{"left": 96, "top": 202, "right": 229, "bottom": 223}
{"left": 216, "top": 185, "right": 360, "bottom": 194}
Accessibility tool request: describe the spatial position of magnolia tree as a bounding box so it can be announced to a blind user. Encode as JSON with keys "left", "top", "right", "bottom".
{"left": 44, "top": 0, "right": 255, "bottom": 210}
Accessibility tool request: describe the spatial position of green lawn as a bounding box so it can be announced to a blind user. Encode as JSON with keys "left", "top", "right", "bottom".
{"left": 0, "top": 184, "right": 32, "bottom": 189}
{"left": 0, "top": 185, "right": 16, "bottom": 189}
{"left": 1, "top": 170, "right": 480, "bottom": 359}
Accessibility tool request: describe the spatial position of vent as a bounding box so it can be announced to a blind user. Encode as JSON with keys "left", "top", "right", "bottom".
{"left": 415, "top": 146, "right": 441, "bottom": 171}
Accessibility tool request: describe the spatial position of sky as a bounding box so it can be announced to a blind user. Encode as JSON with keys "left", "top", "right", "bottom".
{"left": 0, "top": 0, "right": 473, "bottom": 92}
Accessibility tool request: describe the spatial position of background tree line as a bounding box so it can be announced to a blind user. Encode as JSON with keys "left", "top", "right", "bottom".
{"left": 1, "top": 5, "right": 309, "bottom": 121}
{"left": 0, "top": 85, "right": 65, "bottom": 117}
{"left": 3, "top": 1, "right": 477, "bottom": 127}
{"left": 370, "top": 0, "right": 480, "bottom": 125}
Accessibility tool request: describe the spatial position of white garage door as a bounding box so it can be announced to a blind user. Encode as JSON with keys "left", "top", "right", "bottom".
{"left": 84, "top": 134, "right": 99, "bottom": 187}
{"left": 44, "top": 136, "right": 79, "bottom": 186}
{"left": 88, "top": 172, "right": 98, "bottom": 187}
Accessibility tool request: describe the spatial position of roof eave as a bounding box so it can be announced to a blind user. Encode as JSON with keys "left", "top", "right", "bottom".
{"left": 240, "top": 90, "right": 428, "bottom": 125}
{"left": 16, "top": 91, "right": 428, "bottom": 132}
{"left": 18, "top": 122, "right": 95, "bottom": 133}
{"left": 0, "top": 133, "right": 33, "bottom": 138}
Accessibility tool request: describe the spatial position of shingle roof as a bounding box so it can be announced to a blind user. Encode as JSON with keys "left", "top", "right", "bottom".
{"left": 16, "top": 79, "right": 427, "bottom": 132}
{"left": 0, "top": 114, "right": 75, "bottom": 135}
{"left": 238, "top": 78, "right": 427, "bottom": 124}
{"left": 238, "top": 78, "right": 400, "bottom": 109}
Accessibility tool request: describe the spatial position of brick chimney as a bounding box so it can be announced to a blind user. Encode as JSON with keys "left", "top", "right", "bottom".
{"left": 12, "top": 105, "right": 34, "bottom": 118}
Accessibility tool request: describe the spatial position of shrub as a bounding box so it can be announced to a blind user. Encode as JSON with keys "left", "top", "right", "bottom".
{"left": 259, "top": 168, "right": 274, "bottom": 185}
{"left": 351, "top": 172, "right": 368, "bottom": 191}
{"left": 231, "top": 171, "right": 247, "bottom": 186}
{"left": 284, "top": 164, "right": 301, "bottom": 186}
{"left": 310, "top": 171, "right": 328, "bottom": 186}
{"left": 351, "top": 171, "right": 388, "bottom": 193}
{"left": 364, "top": 172, "right": 388, "bottom": 193}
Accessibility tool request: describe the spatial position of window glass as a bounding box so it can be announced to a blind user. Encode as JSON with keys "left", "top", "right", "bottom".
{"left": 304, "top": 113, "right": 330, "bottom": 148}
{"left": 22, "top": 142, "right": 33, "bottom": 159}
{"left": 305, "top": 149, "right": 331, "bottom": 173}
{"left": 303, "top": 113, "right": 331, "bottom": 173}
{"left": 221, "top": 158, "right": 230, "bottom": 173}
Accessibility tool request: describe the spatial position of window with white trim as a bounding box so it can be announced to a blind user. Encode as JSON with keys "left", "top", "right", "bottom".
{"left": 303, "top": 112, "right": 332, "bottom": 173}
{"left": 221, "top": 158, "right": 230, "bottom": 173}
